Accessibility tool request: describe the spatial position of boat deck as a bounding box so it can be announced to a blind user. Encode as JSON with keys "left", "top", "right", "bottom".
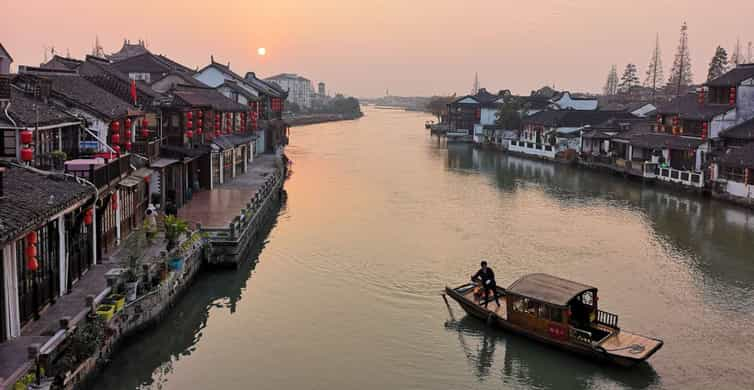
{"left": 461, "top": 289, "right": 508, "bottom": 319}
{"left": 598, "top": 330, "right": 663, "bottom": 360}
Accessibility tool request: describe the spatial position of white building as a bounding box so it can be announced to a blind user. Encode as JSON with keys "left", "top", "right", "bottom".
{"left": 265, "top": 73, "right": 314, "bottom": 109}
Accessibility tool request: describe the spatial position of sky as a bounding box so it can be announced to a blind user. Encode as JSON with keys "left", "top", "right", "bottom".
{"left": 2, "top": 0, "right": 754, "bottom": 98}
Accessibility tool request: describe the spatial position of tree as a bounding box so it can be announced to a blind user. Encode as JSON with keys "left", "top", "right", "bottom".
{"left": 645, "top": 33, "right": 665, "bottom": 99}
{"left": 603, "top": 65, "right": 619, "bottom": 96}
{"left": 618, "top": 63, "right": 639, "bottom": 93}
{"left": 707, "top": 46, "right": 729, "bottom": 81}
{"left": 495, "top": 96, "right": 522, "bottom": 130}
{"left": 731, "top": 38, "right": 743, "bottom": 66}
{"left": 667, "top": 22, "right": 693, "bottom": 97}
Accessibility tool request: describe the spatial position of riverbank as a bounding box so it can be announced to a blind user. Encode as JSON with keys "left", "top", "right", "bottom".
{"left": 284, "top": 112, "right": 363, "bottom": 127}
{"left": 1, "top": 154, "right": 286, "bottom": 390}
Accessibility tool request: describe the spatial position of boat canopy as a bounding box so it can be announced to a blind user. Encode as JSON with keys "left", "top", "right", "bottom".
{"left": 507, "top": 273, "right": 596, "bottom": 307}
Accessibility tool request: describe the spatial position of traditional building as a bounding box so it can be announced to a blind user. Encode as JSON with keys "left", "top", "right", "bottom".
{"left": 1, "top": 162, "right": 96, "bottom": 341}
{"left": 549, "top": 91, "right": 599, "bottom": 111}
{"left": 447, "top": 88, "right": 509, "bottom": 143}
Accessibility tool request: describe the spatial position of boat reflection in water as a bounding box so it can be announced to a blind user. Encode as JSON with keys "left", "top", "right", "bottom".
{"left": 443, "top": 308, "right": 661, "bottom": 389}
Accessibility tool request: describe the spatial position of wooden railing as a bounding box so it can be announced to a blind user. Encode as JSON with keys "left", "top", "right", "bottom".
{"left": 597, "top": 309, "right": 619, "bottom": 329}
{"left": 65, "top": 156, "right": 131, "bottom": 189}
{"left": 133, "top": 138, "right": 162, "bottom": 161}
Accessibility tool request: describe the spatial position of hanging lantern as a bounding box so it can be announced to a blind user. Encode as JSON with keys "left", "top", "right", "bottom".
{"left": 84, "top": 209, "right": 93, "bottom": 225}
{"left": 186, "top": 111, "right": 193, "bottom": 120}
{"left": 125, "top": 129, "right": 132, "bottom": 140}
{"left": 142, "top": 118, "right": 149, "bottom": 128}
{"left": 26, "top": 244, "right": 37, "bottom": 258}
{"left": 729, "top": 87, "right": 737, "bottom": 105}
{"left": 20, "top": 129, "right": 33, "bottom": 144}
{"left": 215, "top": 113, "right": 220, "bottom": 121}
{"left": 144, "top": 175, "right": 151, "bottom": 184}
{"left": 111, "top": 193, "right": 118, "bottom": 210}
{"left": 198, "top": 110, "right": 204, "bottom": 119}
{"left": 197, "top": 118, "right": 203, "bottom": 128}
{"left": 21, "top": 147, "right": 34, "bottom": 162}
{"left": 125, "top": 141, "right": 132, "bottom": 152}
{"left": 141, "top": 129, "right": 149, "bottom": 138}
{"left": 113, "top": 145, "right": 121, "bottom": 155}
{"left": 111, "top": 133, "right": 121, "bottom": 145}
{"left": 125, "top": 118, "right": 132, "bottom": 128}
{"left": 196, "top": 127, "right": 203, "bottom": 135}
{"left": 111, "top": 121, "right": 121, "bottom": 132}
{"left": 186, "top": 130, "right": 194, "bottom": 138}
{"left": 215, "top": 130, "right": 221, "bottom": 137}
{"left": 26, "top": 256, "right": 39, "bottom": 272}
{"left": 27, "top": 231, "right": 38, "bottom": 245}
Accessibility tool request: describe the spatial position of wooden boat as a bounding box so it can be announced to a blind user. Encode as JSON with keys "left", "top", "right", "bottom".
{"left": 444, "top": 273, "right": 663, "bottom": 367}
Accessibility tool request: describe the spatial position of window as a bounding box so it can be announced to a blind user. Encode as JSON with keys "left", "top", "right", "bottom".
{"left": 511, "top": 296, "right": 524, "bottom": 312}
{"left": 550, "top": 307, "right": 563, "bottom": 323}
{"left": 722, "top": 166, "right": 747, "bottom": 183}
{"left": 580, "top": 291, "right": 594, "bottom": 307}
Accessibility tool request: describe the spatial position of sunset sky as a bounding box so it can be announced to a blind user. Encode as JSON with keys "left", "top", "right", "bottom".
{"left": 2, "top": 0, "right": 753, "bottom": 97}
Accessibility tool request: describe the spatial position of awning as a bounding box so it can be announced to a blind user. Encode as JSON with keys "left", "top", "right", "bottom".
{"left": 150, "top": 158, "right": 180, "bottom": 168}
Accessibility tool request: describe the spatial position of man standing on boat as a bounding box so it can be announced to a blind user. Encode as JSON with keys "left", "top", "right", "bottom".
{"left": 471, "top": 260, "right": 500, "bottom": 308}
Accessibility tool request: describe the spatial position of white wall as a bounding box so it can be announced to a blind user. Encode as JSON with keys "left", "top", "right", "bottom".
{"left": 194, "top": 67, "right": 226, "bottom": 88}
{"left": 726, "top": 181, "right": 754, "bottom": 199}
{"left": 480, "top": 107, "right": 496, "bottom": 126}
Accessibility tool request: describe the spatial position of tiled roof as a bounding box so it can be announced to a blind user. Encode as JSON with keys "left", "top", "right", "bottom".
{"left": 160, "top": 144, "right": 211, "bottom": 159}
{"left": 706, "top": 64, "right": 754, "bottom": 87}
{"left": 450, "top": 88, "right": 503, "bottom": 105}
{"left": 630, "top": 133, "right": 704, "bottom": 150}
{"left": 719, "top": 142, "right": 754, "bottom": 169}
{"left": 524, "top": 110, "right": 637, "bottom": 128}
{"left": 720, "top": 118, "right": 754, "bottom": 140}
{"left": 79, "top": 58, "right": 161, "bottom": 100}
{"left": 41, "top": 55, "right": 83, "bottom": 71}
{"left": 41, "top": 74, "right": 137, "bottom": 120}
{"left": 656, "top": 93, "right": 732, "bottom": 120}
{"left": 221, "top": 80, "right": 260, "bottom": 100}
{"left": 171, "top": 85, "right": 249, "bottom": 112}
{"left": 2, "top": 86, "right": 79, "bottom": 127}
{"left": 245, "top": 72, "right": 286, "bottom": 98}
{"left": 112, "top": 52, "right": 194, "bottom": 77}
{"left": 0, "top": 162, "right": 94, "bottom": 246}
{"left": 0, "top": 42, "right": 13, "bottom": 61}
{"left": 156, "top": 54, "right": 195, "bottom": 74}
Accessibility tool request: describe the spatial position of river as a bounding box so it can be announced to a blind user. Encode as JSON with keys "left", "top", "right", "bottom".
{"left": 95, "top": 107, "right": 754, "bottom": 389}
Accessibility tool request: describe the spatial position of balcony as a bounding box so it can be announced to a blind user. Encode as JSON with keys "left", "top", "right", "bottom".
{"left": 133, "top": 138, "right": 162, "bottom": 162}
{"left": 64, "top": 155, "right": 131, "bottom": 189}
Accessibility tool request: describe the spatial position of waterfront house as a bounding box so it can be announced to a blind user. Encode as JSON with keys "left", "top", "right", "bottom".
{"left": 110, "top": 51, "right": 195, "bottom": 85}
{"left": 0, "top": 78, "right": 83, "bottom": 169}
{"left": 446, "top": 88, "right": 508, "bottom": 143}
{"left": 0, "top": 162, "right": 96, "bottom": 341}
{"left": 514, "top": 110, "right": 637, "bottom": 160}
{"left": 194, "top": 60, "right": 287, "bottom": 154}
{"left": 715, "top": 142, "right": 754, "bottom": 204}
{"left": 15, "top": 68, "right": 147, "bottom": 255}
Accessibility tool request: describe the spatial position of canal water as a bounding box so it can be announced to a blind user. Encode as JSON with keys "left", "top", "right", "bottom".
{"left": 96, "top": 107, "right": 754, "bottom": 389}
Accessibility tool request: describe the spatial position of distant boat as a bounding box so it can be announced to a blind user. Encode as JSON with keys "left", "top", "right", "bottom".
{"left": 444, "top": 273, "right": 663, "bottom": 367}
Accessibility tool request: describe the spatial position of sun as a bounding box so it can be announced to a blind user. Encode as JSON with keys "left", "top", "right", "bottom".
{"left": 257, "top": 47, "right": 267, "bottom": 56}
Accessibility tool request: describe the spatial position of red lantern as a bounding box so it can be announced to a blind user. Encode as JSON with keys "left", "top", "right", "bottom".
{"left": 729, "top": 87, "right": 737, "bottom": 105}
{"left": 26, "top": 245, "right": 37, "bottom": 258}
{"left": 113, "top": 145, "right": 121, "bottom": 155}
{"left": 702, "top": 122, "right": 709, "bottom": 140}
{"left": 215, "top": 130, "right": 221, "bottom": 137}
{"left": 111, "top": 133, "right": 121, "bottom": 145}
{"left": 125, "top": 129, "right": 132, "bottom": 140}
{"left": 144, "top": 175, "right": 151, "bottom": 184}
{"left": 20, "top": 129, "right": 33, "bottom": 144}
{"left": 26, "top": 256, "right": 39, "bottom": 272}
{"left": 142, "top": 118, "right": 149, "bottom": 128}
{"left": 141, "top": 129, "right": 149, "bottom": 138}
{"left": 21, "top": 147, "right": 33, "bottom": 162}
{"left": 215, "top": 113, "right": 220, "bottom": 121}
{"left": 196, "top": 127, "right": 203, "bottom": 135}
{"left": 186, "top": 111, "right": 193, "bottom": 120}
{"left": 111, "top": 193, "right": 118, "bottom": 210}
{"left": 125, "top": 141, "right": 132, "bottom": 152}
{"left": 186, "top": 130, "right": 194, "bottom": 138}
{"left": 84, "top": 209, "right": 93, "bottom": 225}
{"left": 197, "top": 119, "right": 203, "bottom": 128}
{"left": 27, "top": 231, "right": 38, "bottom": 244}
{"left": 198, "top": 111, "right": 204, "bottom": 119}
{"left": 111, "top": 121, "right": 121, "bottom": 132}
{"left": 125, "top": 118, "right": 132, "bottom": 128}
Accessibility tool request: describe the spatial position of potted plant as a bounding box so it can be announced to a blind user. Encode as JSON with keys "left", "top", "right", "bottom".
{"left": 163, "top": 215, "right": 189, "bottom": 252}
{"left": 50, "top": 150, "right": 67, "bottom": 171}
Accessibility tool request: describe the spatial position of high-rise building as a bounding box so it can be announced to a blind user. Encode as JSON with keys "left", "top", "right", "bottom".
{"left": 265, "top": 73, "right": 315, "bottom": 109}
{"left": 318, "top": 82, "right": 326, "bottom": 97}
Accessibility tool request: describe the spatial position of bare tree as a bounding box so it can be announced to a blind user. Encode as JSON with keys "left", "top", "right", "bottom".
{"left": 644, "top": 33, "right": 665, "bottom": 100}
{"left": 667, "top": 22, "right": 693, "bottom": 97}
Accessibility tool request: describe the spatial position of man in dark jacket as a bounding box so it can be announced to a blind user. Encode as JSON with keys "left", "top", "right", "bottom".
{"left": 471, "top": 260, "right": 500, "bottom": 308}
